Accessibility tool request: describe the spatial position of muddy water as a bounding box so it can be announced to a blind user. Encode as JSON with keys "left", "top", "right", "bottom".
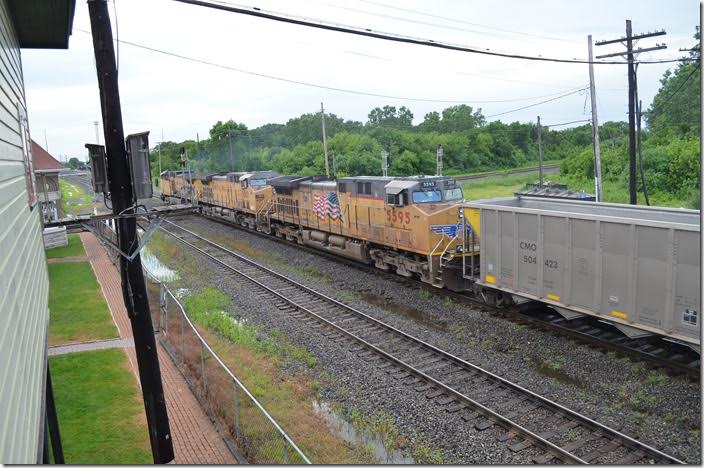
{"left": 533, "top": 359, "right": 585, "bottom": 387}
{"left": 312, "top": 400, "right": 415, "bottom": 464}
{"left": 359, "top": 292, "right": 448, "bottom": 332}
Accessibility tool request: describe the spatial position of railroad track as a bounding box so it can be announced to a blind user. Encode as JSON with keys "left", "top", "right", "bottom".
{"left": 453, "top": 163, "right": 560, "bottom": 181}
{"left": 186, "top": 211, "right": 700, "bottom": 379}
{"left": 159, "top": 218, "right": 684, "bottom": 465}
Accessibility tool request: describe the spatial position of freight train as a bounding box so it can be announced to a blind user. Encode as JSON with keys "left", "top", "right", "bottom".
{"left": 160, "top": 170, "right": 701, "bottom": 351}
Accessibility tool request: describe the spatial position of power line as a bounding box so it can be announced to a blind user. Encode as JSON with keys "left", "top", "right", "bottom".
{"left": 170, "top": 0, "right": 688, "bottom": 65}
{"left": 647, "top": 62, "right": 700, "bottom": 110}
{"left": 357, "top": 0, "right": 582, "bottom": 44}
{"left": 485, "top": 88, "right": 588, "bottom": 118}
{"left": 74, "top": 28, "right": 587, "bottom": 105}
{"left": 321, "top": 2, "right": 573, "bottom": 47}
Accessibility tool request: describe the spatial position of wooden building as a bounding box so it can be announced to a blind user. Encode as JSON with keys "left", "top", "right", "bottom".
{"left": 32, "top": 140, "right": 66, "bottom": 222}
{"left": 0, "top": 0, "right": 75, "bottom": 463}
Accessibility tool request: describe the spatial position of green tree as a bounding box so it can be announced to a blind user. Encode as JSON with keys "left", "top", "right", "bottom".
{"left": 67, "top": 157, "right": 80, "bottom": 169}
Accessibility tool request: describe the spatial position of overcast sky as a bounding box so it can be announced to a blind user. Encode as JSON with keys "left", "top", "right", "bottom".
{"left": 22, "top": 0, "right": 697, "bottom": 160}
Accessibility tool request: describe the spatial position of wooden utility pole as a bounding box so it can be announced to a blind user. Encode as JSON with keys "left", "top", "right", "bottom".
{"left": 320, "top": 102, "right": 330, "bottom": 177}
{"left": 87, "top": 1, "right": 174, "bottom": 463}
{"left": 537, "top": 116, "right": 543, "bottom": 187}
{"left": 587, "top": 35, "right": 603, "bottom": 201}
{"left": 596, "top": 22, "right": 666, "bottom": 205}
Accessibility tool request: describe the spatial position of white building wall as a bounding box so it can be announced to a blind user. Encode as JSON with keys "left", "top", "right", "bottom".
{"left": 0, "top": 0, "right": 50, "bottom": 463}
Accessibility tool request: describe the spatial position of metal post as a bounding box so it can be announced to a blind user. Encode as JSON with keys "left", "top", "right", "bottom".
{"left": 283, "top": 434, "right": 289, "bottom": 464}
{"left": 537, "top": 116, "right": 543, "bottom": 187}
{"left": 180, "top": 310, "right": 185, "bottom": 362}
{"left": 45, "top": 367, "right": 64, "bottom": 464}
{"left": 626, "top": 20, "right": 637, "bottom": 205}
{"left": 228, "top": 132, "right": 234, "bottom": 172}
{"left": 87, "top": 1, "right": 174, "bottom": 462}
{"left": 233, "top": 381, "right": 240, "bottom": 439}
{"left": 200, "top": 341, "right": 207, "bottom": 394}
{"left": 436, "top": 144, "right": 443, "bottom": 176}
{"left": 381, "top": 148, "right": 388, "bottom": 177}
{"left": 587, "top": 35, "right": 603, "bottom": 202}
{"left": 321, "top": 102, "right": 330, "bottom": 177}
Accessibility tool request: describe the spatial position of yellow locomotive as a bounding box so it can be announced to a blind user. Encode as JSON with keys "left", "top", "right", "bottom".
{"left": 160, "top": 171, "right": 471, "bottom": 290}
{"left": 261, "top": 175, "right": 468, "bottom": 290}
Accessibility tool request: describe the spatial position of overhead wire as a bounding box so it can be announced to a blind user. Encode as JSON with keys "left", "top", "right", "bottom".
{"left": 485, "top": 88, "right": 588, "bottom": 118}
{"left": 357, "top": 0, "right": 582, "bottom": 44}
{"left": 74, "top": 28, "right": 587, "bottom": 105}
{"left": 171, "top": 0, "right": 689, "bottom": 65}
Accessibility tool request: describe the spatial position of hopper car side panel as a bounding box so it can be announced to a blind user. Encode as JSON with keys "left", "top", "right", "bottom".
{"left": 463, "top": 198, "right": 701, "bottom": 347}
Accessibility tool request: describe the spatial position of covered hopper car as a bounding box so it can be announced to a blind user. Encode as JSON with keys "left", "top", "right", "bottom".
{"left": 461, "top": 196, "right": 701, "bottom": 350}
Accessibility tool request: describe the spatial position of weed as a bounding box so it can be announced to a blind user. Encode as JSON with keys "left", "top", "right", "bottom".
{"left": 646, "top": 371, "right": 669, "bottom": 385}
{"left": 606, "top": 350, "right": 618, "bottom": 360}
{"left": 418, "top": 288, "right": 432, "bottom": 299}
{"left": 412, "top": 442, "right": 444, "bottom": 464}
{"left": 443, "top": 296, "right": 454, "bottom": 306}
{"left": 480, "top": 332, "right": 498, "bottom": 349}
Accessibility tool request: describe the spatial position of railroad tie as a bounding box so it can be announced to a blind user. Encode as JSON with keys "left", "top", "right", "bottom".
{"left": 614, "top": 449, "right": 646, "bottom": 464}
{"left": 579, "top": 438, "right": 621, "bottom": 463}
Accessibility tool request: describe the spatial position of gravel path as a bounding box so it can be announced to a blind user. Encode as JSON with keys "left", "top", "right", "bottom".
{"left": 158, "top": 214, "right": 701, "bottom": 464}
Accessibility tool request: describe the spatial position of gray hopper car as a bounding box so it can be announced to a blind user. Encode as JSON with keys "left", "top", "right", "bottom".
{"left": 461, "top": 197, "right": 700, "bottom": 350}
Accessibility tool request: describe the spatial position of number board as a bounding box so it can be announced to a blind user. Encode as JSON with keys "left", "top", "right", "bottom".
{"left": 421, "top": 181, "right": 436, "bottom": 188}
{"left": 444, "top": 179, "right": 456, "bottom": 187}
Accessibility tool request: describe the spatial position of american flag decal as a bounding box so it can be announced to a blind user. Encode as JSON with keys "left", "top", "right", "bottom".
{"left": 314, "top": 191, "right": 342, "bottom": 221}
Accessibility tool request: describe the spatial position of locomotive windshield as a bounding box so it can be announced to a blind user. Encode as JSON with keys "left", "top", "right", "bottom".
{"left": 412, "top": 190, "right": 442, "bottom": 204}
{"left": 444, "top": 187, "right": 463, "bottom": 201}
{"left": 250, "top": 178, "right": 267, "bottom": 187}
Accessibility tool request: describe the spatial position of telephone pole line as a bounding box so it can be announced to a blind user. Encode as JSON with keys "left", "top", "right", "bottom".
{"left": 587, "top": 35, "right": 603, "bottom": 201}
{"left": 320, "top": 102, "right": 330, "bottom": 177}
{"left": 88, "top": 1, "right": 174, "bottom": 462}
{"left": 596, "top": 21, "right": 666, "bottom": 205}
{"left": 537, "top": 116, "right": 543, "bottom": 187}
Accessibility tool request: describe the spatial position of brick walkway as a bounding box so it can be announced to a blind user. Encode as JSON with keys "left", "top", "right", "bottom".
{"left": 48, "top": 337, "right": 134, "bottom": 356}
{"left": 79, "top": 232, "right": 237, "bottom": 464}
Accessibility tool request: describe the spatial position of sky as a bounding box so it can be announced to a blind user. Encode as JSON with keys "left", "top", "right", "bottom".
{"left": 21, "top": 0, "right": 698, "bottom": 160}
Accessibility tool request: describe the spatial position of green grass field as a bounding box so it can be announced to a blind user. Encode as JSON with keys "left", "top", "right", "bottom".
{"left": 461, "top": 172, "right": 691, "bottom": 208}
{"left": 49, "top": 349, "right": 152, "bottom": 464}
{"left": 59, "top": 179, "right": 96, "bottom": 216}
{"left": 48, "top": 262, "right": 118, "bottom": 345}
{"left": 45, "top": 233, "right": 86, "bottom": 259}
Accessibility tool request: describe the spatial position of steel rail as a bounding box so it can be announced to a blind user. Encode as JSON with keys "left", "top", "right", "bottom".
{"left": 159, "top": 218, "right": 685, "bottom": 465}
{"left": 189, "top": 211, "right": 700, "bottom": 378}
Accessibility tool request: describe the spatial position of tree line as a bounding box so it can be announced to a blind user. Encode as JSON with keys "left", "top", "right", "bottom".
{"left": 152, "top": 28, "right": 700, "bottom": 207}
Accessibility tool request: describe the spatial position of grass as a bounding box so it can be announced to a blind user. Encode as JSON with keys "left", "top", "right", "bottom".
{"left": 59, "top": 179, "right": 97, "bottom": 216}
{"left": 461, "top": 171, "right": 692, "bottom": 208}
{"left": 49, "top": 349, "right": 152, "bottom": 464}
{"left": 45, "top": 233, "right": 86, "bottom": 259}
{"left": 48, "top": 262, "right": 118, "bottom": 345}
{"left": 174, "top": 287, "right": 366, "bottom": 464}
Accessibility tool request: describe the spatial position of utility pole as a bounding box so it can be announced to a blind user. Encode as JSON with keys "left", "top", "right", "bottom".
{"left": 158, "top": 129, "right": 163, "bottom": 177}
{"left": 587, "top": 35, "right": 603, "bottom": 201}
{"left": 228, "top": 131, "right": 234, "bottom": 172}
{"left": 87, "top": 1, "right": 174, "bottom": 463}
{"left": 596, "top": 22, "right": 666, "bottom": 205}
{"left": 381, "top": 147, "right": 388, "bottom": 177}
{"left": 320, "top": 102, "right": 330, "bottom": 177}
{"left": 537, "top": 116, "right": 543, "bottom": 187}
{"left": 436, "top": 144, "right": 443, "bottom": 176}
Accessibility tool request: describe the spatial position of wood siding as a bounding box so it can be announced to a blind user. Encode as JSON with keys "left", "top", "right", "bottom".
{"left": 0, "top": 0, "right": 49, "bottom": 463}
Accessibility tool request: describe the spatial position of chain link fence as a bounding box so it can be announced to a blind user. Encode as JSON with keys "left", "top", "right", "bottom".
{"left": 144, "top": 267, "right": 311, "bottom": 464}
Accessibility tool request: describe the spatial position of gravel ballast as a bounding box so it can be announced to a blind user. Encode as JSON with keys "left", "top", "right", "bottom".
{"left": 157, "top": 214, "right": 701, "bottom": 464}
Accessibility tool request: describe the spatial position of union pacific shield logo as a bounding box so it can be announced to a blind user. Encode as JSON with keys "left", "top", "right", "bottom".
{"left": 430, "top": 222, "right": 473, "bottom": 237}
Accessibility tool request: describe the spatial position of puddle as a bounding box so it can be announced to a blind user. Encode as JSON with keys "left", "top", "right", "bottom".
{"left": 533, "top": 358, "right": 585, "bottom": 387}
{"left": 312, "top": 400, "right": 414, "bottom": 464}
{"left": 360, "top": 292, "right": 448, "bottom": 331}
{"left": 142, "top": 248, "right": 180, "bottom": 282}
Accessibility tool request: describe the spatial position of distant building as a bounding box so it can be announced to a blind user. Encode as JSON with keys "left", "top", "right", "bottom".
{"left": 0, "top": 0, "right": 75, "bottom": 464}
{"left": 32, "top": 140, "right": 66, "bottom": 222}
